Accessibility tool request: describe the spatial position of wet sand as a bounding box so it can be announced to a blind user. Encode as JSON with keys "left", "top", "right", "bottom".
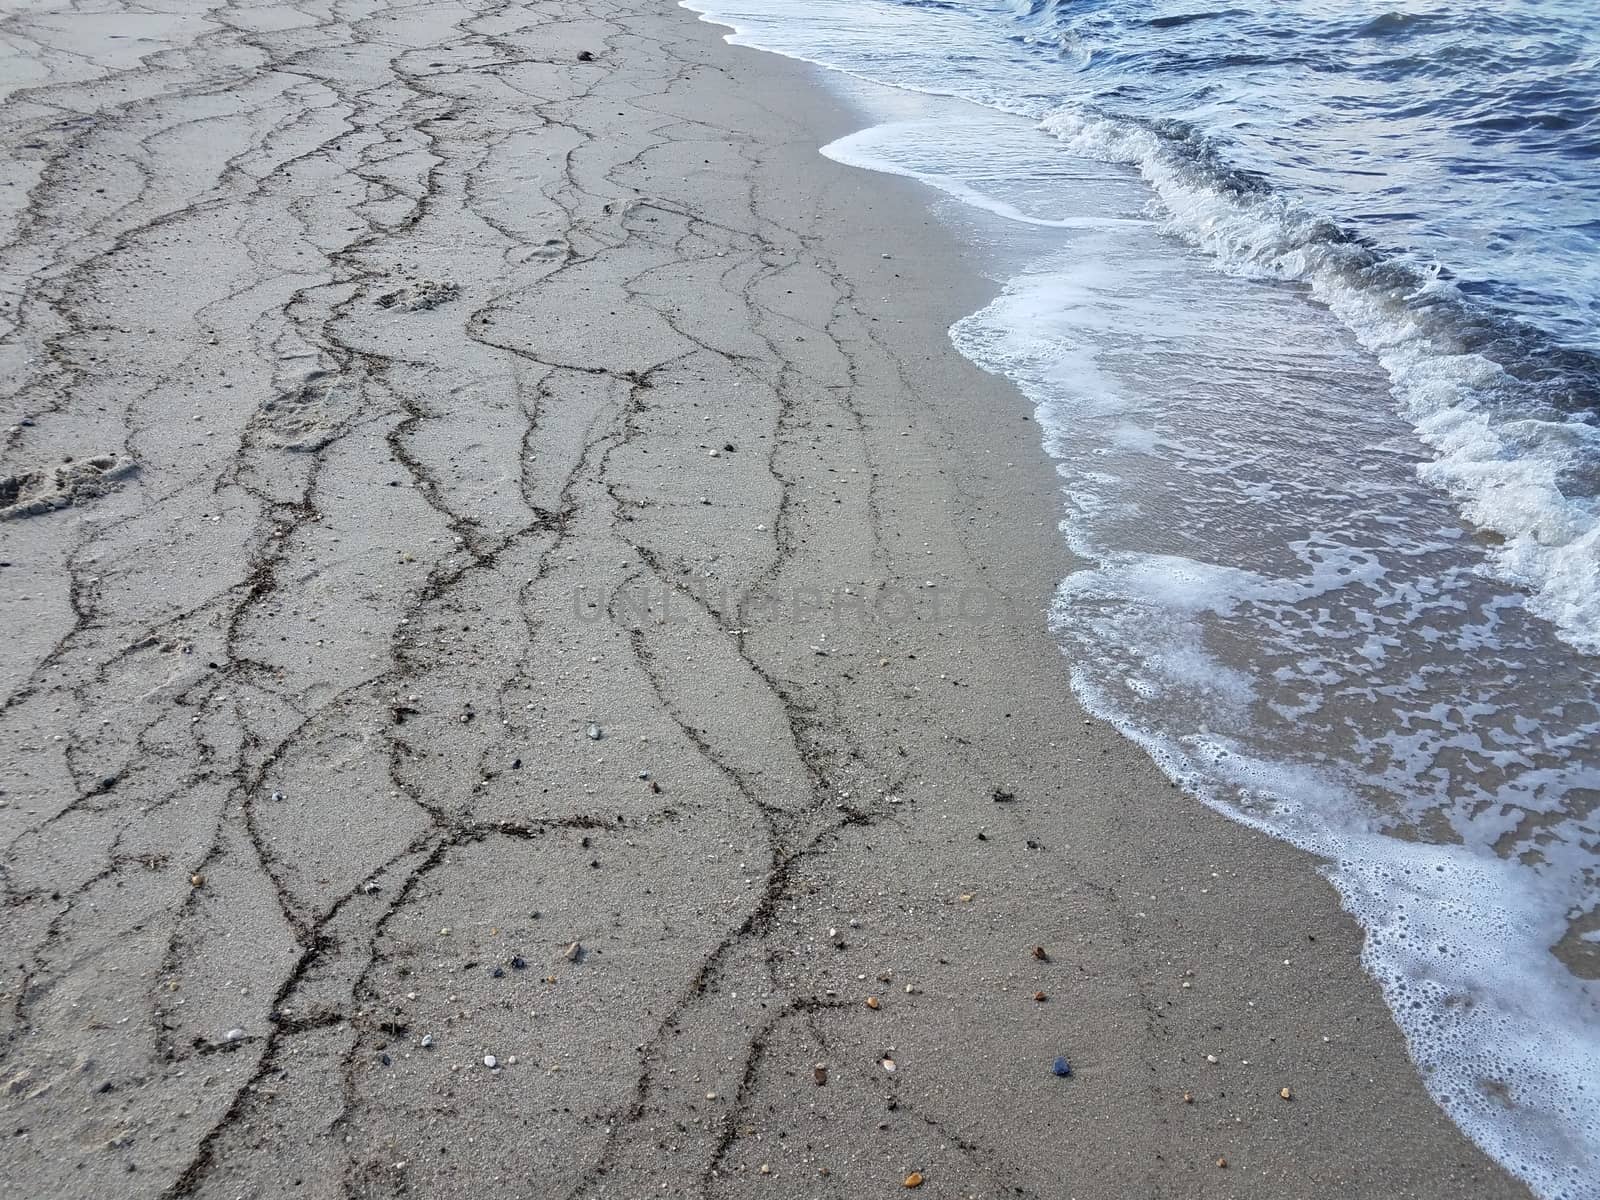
{"left": 0, "top": 1, "right": 1530, "bottom": 1197}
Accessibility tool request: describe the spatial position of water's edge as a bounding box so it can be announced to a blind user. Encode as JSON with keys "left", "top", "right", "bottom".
{"left": 678, "top": 3, "right": 1599, "bottom": 1197}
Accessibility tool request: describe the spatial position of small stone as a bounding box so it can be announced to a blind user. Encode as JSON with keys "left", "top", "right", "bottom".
{"left": 222, "top": 1028, "right": 245, "bottom": 1042}
{"left": 1182, "top": 1091, "right": 1193, "bottom": 1103}
{"left": 420, "top": 1035, "right": 434, "bottom": 1049}
{"left": 705, "top": 1091, "right": 718, "bottom": 1100}
{"left": 880, "top": 1057, "right": 896, "bottom": 1073}
{"left": 1032, "top": 945, "right": 1048, "bottom": 961}
{"left": 1033, "top": 991, "right": 1047, "bottom": 1003}
{"left": 483, "top": 1055, "right": 498, "bottom": 1069}
{"left": 813, "top": 1064, "right": 827, "bottom": 1086}
{"left": 563, "top": 941, "right": 582, "bottom": 961}
{"left": 1206, "top": 1054, "right": 1219, "bottom": 1065}
{"left": 189, "top": 873, "right": 205, "bottom": 887}
{"left": 506, "top": 1055, "right": 518, "bottom": 1066}
{"left": 865, "top": 996, "right": 880, "bottom": 1010}
{"left": 1216, "top": 1157, "right": 1228, "bottom": 1169}
{"left": 511, "top": 955, "right": 526, "bottom": 970}
{"left": 903, "top": 1172, "right": 923, "bottom": 1188}
{"left": 958, "top": 893, "right": 974, "bottom": 903}
{"left": 1052, "top": 1056, "right": 1072, "bottom": 1078}
{"left": 1279, "top": 1087, "right": 1292, "bottom": 1101}
{"left": 587, "top": 724, "right": 602, "bottom": 740}
{"left": 759, "top": 1164, "right": 770, "bottom": 1175}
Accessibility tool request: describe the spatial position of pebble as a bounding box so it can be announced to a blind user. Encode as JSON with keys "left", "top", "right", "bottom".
{"left": 189, "top": 873, "right": 205, "bottom": 888}
{"left": 587, "top": 724, "right": 602, "bottom": 740}
{"left": 1052, "top": 1056, "right": 1072, "bottom": 1078}
{"left": 1032, "top": 945, "right": 1049, "bottom": 961}
{"left": 1279, "top": 1087, "right": 1292, "bottom": 1101}
{"left": 1182, "top": 1091, "right": 1193, "bottom": 1104}
{"left": 421, "top": 1035, "right": 435, "bottom": 1049}
{"left": 813, "top": 1063, "right": 828, "bottom": 1086}
{"left": 483, "top": 1055, "right": 498, "bottom": 1069}
{"left": 1033, "top": 991, "right": 1047, "bottom": 1003}
{"left": 865, "top": 996, "right": 880, "bottom": 1010}
{"left": 1216, "top": 1157, "right": 1228, "bottom": 1169}
{"left": 880, "top": 1057, "right": 896, "bottom": 1073}
{"left": 223, "top": 1028, "right": 245, "bottom": 1042}
{"left": 903, "top": 1172, "right": 923, "bottom": 1188}
{"left": 1206, "top": 1055, "right": 1219, "bottom": 1064}
{"left": 563, "top": 941, "right": 582, "bottom": 961}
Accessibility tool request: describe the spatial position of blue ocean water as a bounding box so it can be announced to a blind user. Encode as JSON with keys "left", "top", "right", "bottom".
{"left": 1014, "top": 0, "right": 1600, "bottom": 350}
{"left": 682, "top": 1, "right": 1600, "bottom": 1196}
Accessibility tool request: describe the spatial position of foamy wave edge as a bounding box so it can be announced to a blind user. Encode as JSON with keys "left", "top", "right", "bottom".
{"left": 1038, "top": 108, "right": 1600, "bottom": 655}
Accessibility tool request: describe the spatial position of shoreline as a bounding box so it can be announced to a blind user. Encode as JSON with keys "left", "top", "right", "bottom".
{"left": 0, "top": 1, "right": 1530, "bottom": 1197}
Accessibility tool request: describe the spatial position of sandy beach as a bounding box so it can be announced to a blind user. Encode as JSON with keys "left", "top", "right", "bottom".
{"left": 0, "top": 1, "right": 1534, "bottom": 1197}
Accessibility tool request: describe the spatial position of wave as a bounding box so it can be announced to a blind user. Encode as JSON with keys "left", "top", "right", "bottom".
{"left": 1036, "top": 105, "right": 1600, "bottom": 651}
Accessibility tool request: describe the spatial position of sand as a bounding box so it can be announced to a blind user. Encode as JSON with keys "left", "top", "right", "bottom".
{"left": 0, "top": 1, "right": 1530, "bottom": 1197}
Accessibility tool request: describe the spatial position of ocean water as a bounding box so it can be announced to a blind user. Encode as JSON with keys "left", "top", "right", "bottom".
{"left": 681, "top": 0, "right": 1600, "bottom": 1195}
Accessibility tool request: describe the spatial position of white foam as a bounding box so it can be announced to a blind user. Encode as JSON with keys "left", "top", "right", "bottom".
{"left": 960, "top": 257, "right": 1600, "bottom": 1198}
{"left": 1037, "top": 108, "right": 1600, "bottom": 653}
{"left": 1064, "top": 627, "right": 1600, "bottom": 1200}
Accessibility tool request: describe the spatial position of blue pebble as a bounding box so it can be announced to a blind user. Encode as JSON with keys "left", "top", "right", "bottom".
{"left": 1052, "top": 1056, "right": 1072, "bottom": 1078}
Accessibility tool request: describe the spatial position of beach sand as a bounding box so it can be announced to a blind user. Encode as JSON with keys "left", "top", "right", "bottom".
{"left": 0, "top": 1, "right": 1530, "bottom": 1197}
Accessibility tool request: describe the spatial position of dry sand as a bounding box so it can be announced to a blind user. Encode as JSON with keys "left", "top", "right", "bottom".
{"left": 0, "top": 1, "right": 1530, "bottom": 1197}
